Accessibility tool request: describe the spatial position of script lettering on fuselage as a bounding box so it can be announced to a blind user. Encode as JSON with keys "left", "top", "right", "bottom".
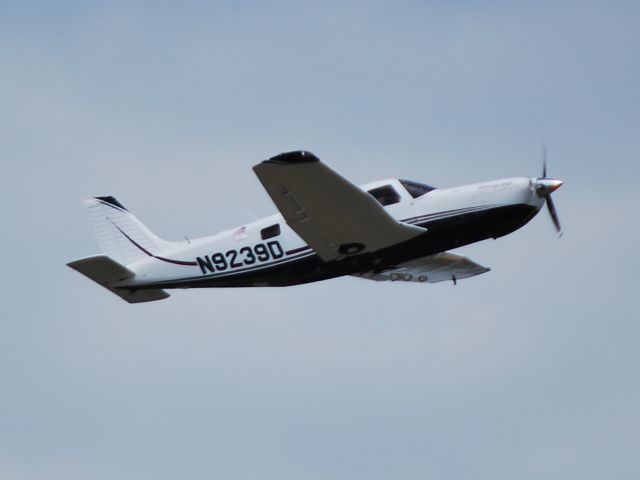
{"left": 196, "top": 240, "right": 285, "bottom": 274}
{"left": 478, "top": 180, "right": 513, "bottom": 190}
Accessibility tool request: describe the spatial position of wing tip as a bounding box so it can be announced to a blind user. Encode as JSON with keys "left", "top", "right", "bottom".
{"left": 262, "top": 150, "right": 319, "bottom": 165}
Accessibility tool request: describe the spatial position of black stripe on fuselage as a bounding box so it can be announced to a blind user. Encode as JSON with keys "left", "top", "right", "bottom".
{"left": 402, "top": 204, "right": 500, "bottom": 225}
{"left": 286, "top": 245, "right": 312, "bottom": 255}
{"left": 126, "top": 203, "right": 539, "bottom": 290}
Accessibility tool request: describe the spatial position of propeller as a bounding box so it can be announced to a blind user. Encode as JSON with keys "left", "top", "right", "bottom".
{"left": 534, "top": 146, "right": 564, "bottom": 236}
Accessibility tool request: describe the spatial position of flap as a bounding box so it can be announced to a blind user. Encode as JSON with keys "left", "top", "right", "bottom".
{"left": 253, "top": 151, "right": 425, "bottom": 262}
{"left": 353, "top": 252, "right": 490, "bottom": 284}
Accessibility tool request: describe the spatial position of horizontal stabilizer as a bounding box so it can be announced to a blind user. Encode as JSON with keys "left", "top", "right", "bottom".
{"left": 67, "top": 254, "right": 170, "bottom": 304}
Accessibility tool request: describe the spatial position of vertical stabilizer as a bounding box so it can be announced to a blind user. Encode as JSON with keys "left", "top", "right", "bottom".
{"left": 83, "top": 196, "right": 173, "bottom": 265}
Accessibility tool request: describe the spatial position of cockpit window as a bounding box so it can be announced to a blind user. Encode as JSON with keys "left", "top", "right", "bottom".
{"left": 368, "top": 185, "right": 401, "bottom": 206}
{"left": 400, "top": 179, "right": 436, "bottom": 199}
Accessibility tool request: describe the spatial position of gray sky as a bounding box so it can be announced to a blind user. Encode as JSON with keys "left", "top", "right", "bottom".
{"left": 1, "top": 1, "right": 639, "bottom": 479}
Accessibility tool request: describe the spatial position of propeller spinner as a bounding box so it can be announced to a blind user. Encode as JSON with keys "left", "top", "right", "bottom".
{"left": 534, "top": 147, "right": 564, "bottom": 236}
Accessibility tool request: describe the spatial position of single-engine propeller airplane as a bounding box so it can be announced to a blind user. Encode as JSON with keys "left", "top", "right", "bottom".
{"left": 68, "top": 150, "right": 563, "bottom": 303}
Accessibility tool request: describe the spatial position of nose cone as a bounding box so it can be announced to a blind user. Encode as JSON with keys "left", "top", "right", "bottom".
{"left": 536, "top": 178, "right": 564, "bottom": 197}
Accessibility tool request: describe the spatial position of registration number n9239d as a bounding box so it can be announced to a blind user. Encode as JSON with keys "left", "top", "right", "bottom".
{"left": 195, "top": 241, "right": 284, "bottom": 274}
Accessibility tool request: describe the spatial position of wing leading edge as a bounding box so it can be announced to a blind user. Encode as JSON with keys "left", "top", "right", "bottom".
{"left": 353, "top": 252, "right": 490, "bottom": 284}
{"left": 253, "top": 151, "right": 425, "bottom": 262}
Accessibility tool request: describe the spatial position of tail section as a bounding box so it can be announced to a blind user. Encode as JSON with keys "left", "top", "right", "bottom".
{"left": 67, "top": 254, "right": 170, "bottom": 304}
{"left": 83, "top": 196, "right": 174, "bottom": 265}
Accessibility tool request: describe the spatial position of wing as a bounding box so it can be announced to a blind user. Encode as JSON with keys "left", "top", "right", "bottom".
{"left": 352, "top": 252, "right": 490, "bottom": 284}
{"left": 253, "top": 151, "right": 425, "bottom": 262}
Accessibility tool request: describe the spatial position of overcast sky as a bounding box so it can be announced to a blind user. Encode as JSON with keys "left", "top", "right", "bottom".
{"left": 1, "top": 1, "right": 639, "bottom": 479}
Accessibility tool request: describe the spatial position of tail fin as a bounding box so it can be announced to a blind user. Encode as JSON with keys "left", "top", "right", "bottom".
{"left": 83, "top": 196, "right": 174, "bottom": 265}
{"left": 67, "top": 254, "right": 170, "bottom": 303}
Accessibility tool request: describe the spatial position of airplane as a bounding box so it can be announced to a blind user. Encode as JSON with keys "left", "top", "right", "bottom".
{"left": 67, "top": 150, "right": 563, "bottom": 303}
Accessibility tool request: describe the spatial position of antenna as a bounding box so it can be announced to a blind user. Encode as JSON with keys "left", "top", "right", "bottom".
{"left": 237, "top": 204, "right": 259, "bottom": 221}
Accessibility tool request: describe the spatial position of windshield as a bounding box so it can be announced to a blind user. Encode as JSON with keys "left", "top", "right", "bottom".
{"left": 400, "top": 179, "right": 436, "bottom": 198}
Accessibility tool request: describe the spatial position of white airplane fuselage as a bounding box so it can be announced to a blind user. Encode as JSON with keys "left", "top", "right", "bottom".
{"left": 118, "top": 176, "right": 544, "bottom": 289}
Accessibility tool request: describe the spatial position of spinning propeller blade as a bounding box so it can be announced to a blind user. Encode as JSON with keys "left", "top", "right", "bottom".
{"left": 546, "top": 194, "right": 562, "bottom": 236}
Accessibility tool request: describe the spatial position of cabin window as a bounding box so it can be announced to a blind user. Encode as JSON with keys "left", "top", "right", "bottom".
{"left": 261, "top": 223, "right": 281, "bottom": 240}
{"left": 368, "top": 185, "right": 401, "bottom": 206}
{"left": 400, "top": 179, "right": 436, "bottom": 198}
